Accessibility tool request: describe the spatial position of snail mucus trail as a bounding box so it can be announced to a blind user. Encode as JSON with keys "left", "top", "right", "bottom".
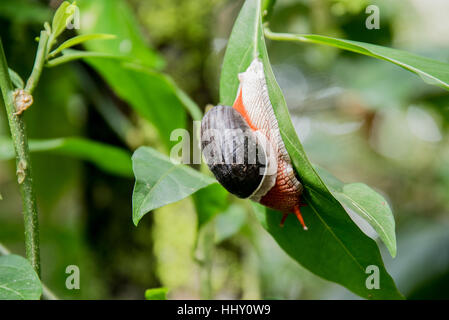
{"left": 201, "top": 58, "right": 308, "bottom": 230}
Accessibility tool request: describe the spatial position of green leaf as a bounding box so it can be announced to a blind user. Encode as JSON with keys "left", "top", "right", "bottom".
{"left": 0, "top": 255, "right": 42, "bottom": 300}
{"left": 46, "top": 49, "right": 124, "bottom": 67}
{"left": 51, "top": 1, "right": 77, "bottom": 39}
{"left": 49, "top": 34, "right": 116, "bottom": 58}
{"left": 264, "top": 30, "right": 449, "bottom": 91}
{"left": 125, "top": 62, "right": 203, "bottom": 123}
{"left": 77, "top": 0, "right": 164, "bottom": 69}
{"left": 76, "top": 0, "right": 199, "bottom": 149}
{"left": 192, "top": 183, "right": 228, "bottom": 230}
{"left": 215, "top": 204, "right": 247, "bottom": 243}
{"left": 0, "top": 137, "right": 132, "bottom": 178}
{"left": 316, "top": 166, "right": 397, "bottom": 258}
{"left": 132, "top": 147, "right": 216, "bottom": 226}
{"left": 145, "top": 287, "right": 168, "bottom": 300}
{"left": 84, "top": 60, "right": 189, "bottom": 149}
{"left": 220, "top": 0, "right": 402, "bottom": 299}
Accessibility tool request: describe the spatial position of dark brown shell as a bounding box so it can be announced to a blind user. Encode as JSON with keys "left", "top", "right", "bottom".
{"left": 201, "top": 105, "right": 266, "bottom": 198}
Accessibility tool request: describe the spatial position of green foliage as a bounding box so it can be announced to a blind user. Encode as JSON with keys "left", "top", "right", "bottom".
{"left": 0, "top": 0, "right": 51, "bottom": 24}
{"left": 0, "top": 137, "right": 132, "bottom": 178}
{"left": 76, "top": 0, "right": 202, "bottom": 149}
{"left": 46, "top": 49, "right": 122, "bottom": 67}
{"left": 220, "top": 0, "right": 401, "bottom": 299}
{"left": 48, "top": 34, "right": 116, "bottom": 58}
{"left": 145, "top": 287, "right": 168, "bottom": 300}
{"left": 83, "top": 61, "right": 187, "bottom": 149}
{"left": 253, "top": 203, "right": 400, "bottom": 299}
{"left": 2, "top": 0, "right": 449, "bottom": 300}
{"left": 77, "top": 0, "right": 163, "bottom": 68}
{"left": 264, "top": 31, "right": 449, "bottom": 92}
{"left": 132, "top": 147, "right": 217, "bottom": 225}
{"left": 51, "top": 1, "right": 78, "bottom": 39}
{"left": 316, "top": 166, "right": 397, "bottom": 257}
{"left": 0, "top": 255, "right": 42, "bottom": 300}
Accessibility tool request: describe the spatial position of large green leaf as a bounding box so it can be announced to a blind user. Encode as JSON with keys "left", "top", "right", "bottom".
{"left": 132, "top": 146, "right": 217, "bottom": 225}
{"left": 316, "top": 166, "right": 397, "bottom": 258}
{"left": 0, "top": 255, "right": 42, "bottom": 300}
{"left": 76, "top": 0, "right": 199, "bottom": 149}
{"left": 77, "top": 0, "right": 163, "bottom": 69}
{"left": 220, "top": 0, "right": 402, "bottom": 299}
{"left": 82, "top": 59, "right": 189, "bottom": 149}
{"left": 264, "top": 30, "right": 449, "bottom": 91}
{"left": 0, "top": 137, "right": 132, "bottom": 178}
{"left": 131, "top": 146, "right": 227, "bottom": 230}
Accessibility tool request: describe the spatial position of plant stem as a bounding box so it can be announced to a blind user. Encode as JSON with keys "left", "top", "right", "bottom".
{"left": 25, "top": 31, "right": 49, "bottom": 94}
{"left": 0, "top": 243, "right": 58, "bottom": 300}
{"left": 0, "top": 38, "right": 41, "bottom": 277}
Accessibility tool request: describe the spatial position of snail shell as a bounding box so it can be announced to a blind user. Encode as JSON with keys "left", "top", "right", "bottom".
{"left": 201, "top": 105, "right": 277, "bottom": 198}
{"left": 201, "top": 58, "right": 306, "bottom": 227}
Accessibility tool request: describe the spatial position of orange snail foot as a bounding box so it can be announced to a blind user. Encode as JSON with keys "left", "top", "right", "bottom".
{"left": 279, "top": 204, "right": 308, "bottom": 230}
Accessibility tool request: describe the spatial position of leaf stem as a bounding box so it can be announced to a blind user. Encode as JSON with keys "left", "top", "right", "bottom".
{"left": 0, "top": 38, "right": 41, "bottom": 277}
{"left": 264, "top": 27, "right": 305, "bottom": 42}
{"left": 25, "top": 31, "right": 49, "bottom": 94}
{"left": 264, "top": 27, "right": 334, "bottom": 48}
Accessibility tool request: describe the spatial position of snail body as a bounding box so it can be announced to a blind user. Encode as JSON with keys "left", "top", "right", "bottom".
{"left": 201, "top": 58, "right": 307, "bottom": 230}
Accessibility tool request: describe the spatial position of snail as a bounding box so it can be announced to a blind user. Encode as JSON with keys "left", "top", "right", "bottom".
{"left": 201, "top": 58, "right": 308, "bottom": 230}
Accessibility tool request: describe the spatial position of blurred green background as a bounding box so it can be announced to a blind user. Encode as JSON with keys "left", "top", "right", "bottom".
{"left": 1, "top": 0, "right": 449, "bottom": 299}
